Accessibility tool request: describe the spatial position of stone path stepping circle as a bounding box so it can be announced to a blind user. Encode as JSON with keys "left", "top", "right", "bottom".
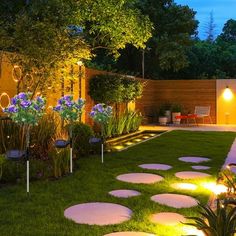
{"left": 109, "top": 189, "right": 141, "bottom": 198}
{"left": 170, "top": 182, "right": 197, "bottom": 191}
{"left": 116, "top": 173, "right": 163, "bottom": 184}
{"left": 139, "top": 163, "right": 172, "bottom": 170}
{"left": 179, "top": 156, "right": 210, "bottom": 163}
{"left": 175, "top": 171, "right": 211, "bottom": 179}
{"left": 191, "top": 165, "right": 211, "bottom": 170}
{"left": 104, "top": 232, "right": 155, "bottom": 236}
{"left": 151, "top": 193, "right": 198, "bottom": 208}
{"left": 64, "top": 202, "right": 132, "bottom": 225}
{"left": 150, "top": 212, "right": 186, "bottom": 225}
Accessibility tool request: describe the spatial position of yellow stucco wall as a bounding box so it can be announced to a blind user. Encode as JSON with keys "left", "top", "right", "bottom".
{"left": 217, "top": 79, "right": 236, "bottom": 124}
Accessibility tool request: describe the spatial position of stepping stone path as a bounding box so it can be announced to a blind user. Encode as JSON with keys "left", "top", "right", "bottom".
{"left": 150, "top": 212, "right": 186, "bottom": 225}
{"left": 179, "top": 156, "right": 210, "bottom": 163}
{"left": 151, "top": 193, "right": 198, "bottom": 208}
{"left": 171, "top": 182, "right": 197, "bottom": 191}
{"left": 109, "top": 189, "right": 141, "bottom": 198}
{"left": 175, "top": 171, "right": 211, "bottom": 179}
{"left": 116, "top": 173, "right": 163, "bottom": 184}
{"left": 64, "top": 202, "right": 132, "bottom": 225}
{"left": 139, "top": 163, "right": 172, "bottom": 170}
{"left": 104, "top": 232, "right": 155, "bottom": 236}
{"left": 191, "top": 165, "right": 211, "bottom": 170}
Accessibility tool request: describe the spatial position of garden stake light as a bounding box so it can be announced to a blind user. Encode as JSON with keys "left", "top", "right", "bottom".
{"left": 3, "top": 92, "right": 46, "bottom": 194}
{"left": 90, "top": 104, "right": 112, "bottom": 163}
{"left": 53, "top": 95, "right": 85, "bottom": 173}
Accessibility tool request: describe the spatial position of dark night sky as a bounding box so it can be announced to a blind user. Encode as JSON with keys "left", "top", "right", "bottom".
{"left": 175, "top": 0, "right": 236, "bottom": 39}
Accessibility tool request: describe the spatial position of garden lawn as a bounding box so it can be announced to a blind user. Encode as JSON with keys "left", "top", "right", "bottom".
{"left": 0, "top": 131, "right": 235, "bottom": 236}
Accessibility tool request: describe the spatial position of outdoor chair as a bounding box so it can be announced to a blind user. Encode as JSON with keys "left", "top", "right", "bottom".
{"left": 194, "top": 106, "right": 212, "bottom": 124}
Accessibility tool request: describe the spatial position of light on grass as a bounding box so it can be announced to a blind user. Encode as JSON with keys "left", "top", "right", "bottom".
{"left": 182, "top": 226, "right": 205, "bottom": 236}
{"left": 134, "top": 138, "right": 142, "bottom": 142}
{"left": 114, "top": 145, "right": 124, "bottom": 150}
{"left": 202, "top": 182, "right": 227, "bottom": 195}
{"left": 143, "top": 136, "right": 150, "bottom": 139}
{"left": 172, "top": 183, "right": 197, "bottom": 190}
{"left": 223, "top": 86, "right": 233, "bottom": 101}
{"left": 125, "top": 142, "right": 133, "bottom": 146}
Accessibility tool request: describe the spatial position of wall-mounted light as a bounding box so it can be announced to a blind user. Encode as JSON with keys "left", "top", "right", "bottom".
{"left": 223, "top": 86, "right": 233, "bottom": 101}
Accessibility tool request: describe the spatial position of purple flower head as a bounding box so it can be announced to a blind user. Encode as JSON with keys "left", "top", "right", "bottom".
{"left": 8, "top": 105, "right": 18, "bottom": 113}
{"left": 11, "top": 97, "right": 18, "bottom": 105}
{"left": 64, "top": 95, "right": 72, "bottom": 101}
{"left": 18, "top": 92, "right": 27, "bottom": 100}
{"left": 58, "top": 98, "right": 63, "bottom": 105}
{"left": 34, "top": 104, "right": 40, "bottom": 111}
{"left": 90, "top": 111, "right": 95, "bottom": 117}
{"left": 53, "top": 105, "right": 62, "bottom": 111}
{"left": 36, "top": 96, "right": 44, "bottom": 104}
{"left": 20, "top": 100, "right": 31, "bottom": 108}
{"left": 65, "top": 102, "right": 73, "bottom": 108}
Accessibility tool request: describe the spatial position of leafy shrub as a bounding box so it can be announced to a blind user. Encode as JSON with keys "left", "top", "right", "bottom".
{"left": 89, "top": 74, "right": 143, "bottom": 104}
{"left": 70, "top": 122, "right": 94, "bottom": 157}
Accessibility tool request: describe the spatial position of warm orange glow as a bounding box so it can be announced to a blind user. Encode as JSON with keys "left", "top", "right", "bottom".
{"left": 202, "top": 182, "right": 227, "bottom": 195}
{"left": 223, "top": 87, "right": 233, "bottom": 101}
{"left": 114, "top": 145, "right": 124, "bottom": 150}
{"left": 125, "top": 142, "right": 133, "bottom": 146}
{"left": 0, "top": 92, "right": 10, "bottom": 110}
{"left": 12, "top": 65, "right": 22, "bottom": 82}
{"left": 77, "top": 61, "right": 83, "bottom": 66}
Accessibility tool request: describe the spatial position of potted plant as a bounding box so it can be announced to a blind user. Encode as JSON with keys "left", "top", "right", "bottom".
{"left": 163, "top": 102, "right": 172, "bottom": 123}
{"left": 158, "top": 107, "right": 168, "bottom": 125}
{"left": 172, "top": 104, "right": 182, "bottom": 124}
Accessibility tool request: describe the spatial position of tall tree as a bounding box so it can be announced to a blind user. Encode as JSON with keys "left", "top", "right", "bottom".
{"left": 205, "top": 11, "right": 216, "bottom": 42}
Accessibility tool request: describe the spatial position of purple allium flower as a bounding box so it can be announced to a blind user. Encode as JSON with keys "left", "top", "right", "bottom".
{"left": 53, "top": 105, "right": 62, "bottom": 111}
{"left": 11, "top": 97, "right": 18, "bottom": 105}
{"left": 90, "top": 111, "right": 95, "bottom": 117}
{"left": 18, "top": 92, "right": 27, "bottom": 100}
{"left": 20, "top": 100, "right": 31, "bottom": 108}
{"left": 8, "top": 105, "right": 18, "bottom": 113}
{"left": 64, "top": 95, "right": 72, "bottom": 101}
{"left": 36, "top": 96, "right": 44, "bottom": 104}
{"left": 34, "top": 104, "right": 40, "bottom": 111}
{"left": 65, "top": 102, "right": 73, "bottom": 107}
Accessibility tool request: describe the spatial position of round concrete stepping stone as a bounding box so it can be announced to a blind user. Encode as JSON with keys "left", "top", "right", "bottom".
{"left": 151, "top": 193, "right": 198, "bottom": 208}
{"left": 104, "top": 232, "right": 155, "bottom": 236}
{"left": 116, "top": 173, "right": 163, "bottom": 184}
{"left": 191, "top": 165, "right": 211, "bottom": 170}
{"left": 64, "top": 202, "right": 132, "bottom": 225}
{"left": 175, "top": 171, "right": 211, "bottom": 179}
{"left": 150, "top": 212, "right": 186, "bottom": 225}
{"left": 171, "top": 183, "right": 197, "bottom": 191}
{"left": 109, "top": 189, "right": 141, "bottom": 198}
{"left": 139, "top": 163, "right": 172, "bottom": 170}
{"left": 179, "top": 156, "right": 210, "bottom": 163}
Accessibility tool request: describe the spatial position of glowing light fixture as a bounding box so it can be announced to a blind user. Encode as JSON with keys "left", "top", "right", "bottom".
{"left": 114, "top": 145, "right": 124, "bottom": 150}
{"left": 0, "top": 92, "right": 10, "bottom": 110}
{"left": 12, "top": 65, "right": 22, "bottom": 82}
{"left": 202, "top": 182, "right": 227, "bottom": 195}
{"left": 223, "top": 86, "right": 233, "bottom": 101}
{"left": 125, "top": 142, "right": 133, "bottom": 146}
{"left": 77, "top": 61, "right": 83, "bottom": 66}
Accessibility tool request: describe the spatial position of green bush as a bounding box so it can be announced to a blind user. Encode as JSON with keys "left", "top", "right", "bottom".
{"left": 70, "top": 122, "right": 94, "bottom": 157}
{"left": 89, "top": 74, "right": 143, "bottom": 104}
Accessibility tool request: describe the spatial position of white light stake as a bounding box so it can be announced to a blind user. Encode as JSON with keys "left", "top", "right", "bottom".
{"left": 70, "top": 147, "right": 73, "bottom": 173}
{"left": 27, "top": 160, "right": 29, "bottom": 193}
{"left": 101, "top": 143, "right": 104, "bottom": 163}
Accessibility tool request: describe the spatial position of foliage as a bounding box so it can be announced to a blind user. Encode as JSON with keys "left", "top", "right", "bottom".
{"left": 90, "top": 103, "right": 113, "bottom": 124}
{"left": 53, "top": 95, "right": 85, "bottom": 122}
{"left": 185, "top": 203, "right": 236, "bottom": 236}
{"left": 3, "top": 92, "right": 46, "bottom": 125}
{"left": 49, "top": 148, "right": 70, "bottom": 178}
{"left": 0, "top": 154, "right": 6, "bottom": 180}
{"left": 172, "top": 104, "right": 182, "bottom": 112}
{"left": 89, "top": 74, "right": 143, "bottom": 104}
{"left": 103, "top": 110, "right": 142, "bottom": 138}
{"left": 70, "top": 122, "right": 94, "bottom": 157}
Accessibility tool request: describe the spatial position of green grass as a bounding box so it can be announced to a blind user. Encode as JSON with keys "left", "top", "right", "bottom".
{"left": 0, "top": 131, "right": 235, "bottom": 236}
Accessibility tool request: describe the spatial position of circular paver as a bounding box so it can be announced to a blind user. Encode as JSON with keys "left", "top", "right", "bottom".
{"left": 116, "top": 173, "right": 163, "bottom": 184}
{"left": 139, "top": 163, "right": 172, "bottom": 170}
{"left": 175, "top": 171, "right": 211, "bottom": 179}
{"left": 191, "top": 165, "right": 211, "bottom": 170}
{"left": 104, "top": 232, "right": 155, "bottom": 236}
{"left": 150, "top": 212, "right": 186, "bottom": 225}
{"left": 109, "top": 189, "right": 141, "bottom": 198}
{"left": 170, "top": 183, "right": 197, "bottom": 191}
{"left": 151, "top": 193, "right": 198, "bottom": 208}
{"left": 64, "top": 202, "right": 132, "bottom": 225}
{"left": 179, "top": 156, "right": 210, "bottom": 163}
